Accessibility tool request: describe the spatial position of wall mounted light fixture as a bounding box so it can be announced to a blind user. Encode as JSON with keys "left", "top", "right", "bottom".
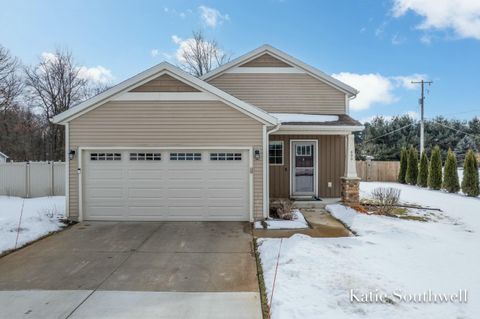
{"left": 254, "top": 149, "right": 261, "bottom": 160}
{"left": 69, "top": 149, "right": 76, "bottom": 160}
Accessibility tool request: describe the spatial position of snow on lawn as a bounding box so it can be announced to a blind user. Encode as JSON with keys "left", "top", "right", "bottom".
{"left": 254, "top": 210, "right": 309, "bottom": 229}
{"left": 258, "top": 182, "right": 480, "bottom": 319}
{"left": 0, "top": 196, "right": 65, "bottom": 254}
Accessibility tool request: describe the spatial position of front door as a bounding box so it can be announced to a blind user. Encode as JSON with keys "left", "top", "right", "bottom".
{"left": 292, "top": 141, "right": 316, "bottom": 197}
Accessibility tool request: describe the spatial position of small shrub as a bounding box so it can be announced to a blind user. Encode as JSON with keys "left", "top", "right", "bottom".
{"left": 417, "top": 151, "right": 429, "bottom": 187}
{"left": 428, "top": 146, "right": 443, "bottom": 190}
{"left": 398, "top": 147, "right": 408, "bottom": 184}
{"left": 405, "top": 146, "right": 418, "bottom": 185}
{"left": 270, "top": 198, "right": 294, "bottom": 219}
{"left": 461, "top": 149, "right": 479, "bottom": 197}
{"left": 371, "top": 187, "right": 401, "bottom": 214}
{"left": 443, "top": 148, "right": 460, "bottom": 193}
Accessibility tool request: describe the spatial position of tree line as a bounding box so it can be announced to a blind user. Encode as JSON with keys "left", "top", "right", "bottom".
{"left": 356, "top": 114, "right": 480, "bottom": 162}
{"left": 0, "top": 45, "right": 108, "bottom": 161}
{"left": 0, "top": 32, "right": 228, "bottom": 162}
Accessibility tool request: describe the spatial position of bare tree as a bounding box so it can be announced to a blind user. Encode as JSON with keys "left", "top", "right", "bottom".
{"left": 178, "top": 30, "right": 230, "bottom": 77}
{"left": 0, "top": 45, "right": 23, "bottom": 154}
{"left": 24, "top": 48, "right": 90, "bottom": 160}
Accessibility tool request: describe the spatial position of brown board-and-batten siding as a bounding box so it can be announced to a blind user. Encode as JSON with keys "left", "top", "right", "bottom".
{"left": 269, "top": 135, "right": 346, "bottom": 198}
{"left": 67, "top": 100, "right": 264, "bottom": 221}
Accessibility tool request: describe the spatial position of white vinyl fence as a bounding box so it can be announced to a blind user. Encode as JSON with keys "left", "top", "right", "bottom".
{"left": 0, "top": 162, "right": 65, "bottom": 197}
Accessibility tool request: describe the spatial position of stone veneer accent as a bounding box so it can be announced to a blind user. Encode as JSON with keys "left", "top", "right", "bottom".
{"left": 341, "top": 177, "right": 361, "bottom": 204}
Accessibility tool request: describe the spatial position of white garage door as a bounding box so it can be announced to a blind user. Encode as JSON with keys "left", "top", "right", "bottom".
{"left": 82, "top": 150, "right": 250, "bottom": 221}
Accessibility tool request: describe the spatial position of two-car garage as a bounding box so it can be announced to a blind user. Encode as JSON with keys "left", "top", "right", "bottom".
{"left": 82, "top": 149, "right": 251, "bottom": 221}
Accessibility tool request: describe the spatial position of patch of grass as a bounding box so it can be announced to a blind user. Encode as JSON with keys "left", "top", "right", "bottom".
{"left": 390, "top": 207, "right": 408, "bottom": 215}
{"left": 392, "top": 208, "right": 429, "bottom": 222}
{"left": 253, "top": 239, "right": 270, "bottom": 319}
{"left": 397, "top": 215, "right": 428, "bottom": 222}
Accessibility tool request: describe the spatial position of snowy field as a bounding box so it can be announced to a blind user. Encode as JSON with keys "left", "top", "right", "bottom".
{"left": 0, "top": 196, "right": 65, "bottom": 254}
{"left": 258, "top": 182, "right": 480, "bottom": 319}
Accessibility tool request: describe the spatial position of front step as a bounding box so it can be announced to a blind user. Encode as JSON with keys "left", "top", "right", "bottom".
{"left": 292, "top": 198, "right": 341, "bottom": 209}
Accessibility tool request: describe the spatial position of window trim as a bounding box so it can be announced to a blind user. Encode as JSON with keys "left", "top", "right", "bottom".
{"left": 269, "top": 140, "right": 284, "bottom": 166}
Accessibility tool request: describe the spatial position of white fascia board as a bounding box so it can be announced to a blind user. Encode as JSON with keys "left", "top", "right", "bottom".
{"left": 273, "top": 125, "right": 364, "bottom": 135}
{"left": 112, "top": 92, "right": 217, "bottom": 101}
{"left": 201, "top": 44, "right": 359, "bottom": 96}
{"left": 225, "top": 67, "right": 305, "bottom": 74}
{"left": 52, "top": 62, "right": 278, "bottom": 126}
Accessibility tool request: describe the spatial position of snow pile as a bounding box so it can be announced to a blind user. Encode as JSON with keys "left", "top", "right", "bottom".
{"left": 258, "top": 182, "right": 480, "bottom": 318}
{"left": 270, "top": 113, "right": 339, "bottom": 123}
{"left": 0, "top": 196, "right": 66, "bottom": 254}
{"left": 255, "top": 209, "right": 309, "bottom": 229}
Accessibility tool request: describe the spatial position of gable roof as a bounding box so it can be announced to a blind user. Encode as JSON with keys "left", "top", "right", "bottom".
{"left": 0, "top": 151, "right": 8, "bottom": 159}
{"left": 201, "top": 44, "right": 359, "bottom": 97}
{"left": 52, "top": 62, "right": 278, "bottom": 125}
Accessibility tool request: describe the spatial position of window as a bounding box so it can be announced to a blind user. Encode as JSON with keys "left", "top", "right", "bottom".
{"left": 90, "top": 153, "right": 122, "bottom": 161}
{"left": 130, "top": 152, "right": 161, "bottom": 161}
{"left": 170, "top": 152, "right": 202, "bottom": 161}
{"left": 296, "top": 145, "right": 312, "bottom": 156}
{"left": 269, "top": 141, "right": 283, "bottom": 165}
{"left": 210, "top": 153, "right": 242, "bottom": 161}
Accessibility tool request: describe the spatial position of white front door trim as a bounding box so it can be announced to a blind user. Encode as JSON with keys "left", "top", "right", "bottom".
{"left": 289, "top": 139, "right": 318, "bottom": 198}
{"left": 77, "top": 146, "right": 254, "bottom": 222}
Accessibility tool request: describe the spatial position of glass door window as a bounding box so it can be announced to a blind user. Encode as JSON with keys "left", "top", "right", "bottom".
{"left": 293, "top": 142, "right": 315, "bottom": 195}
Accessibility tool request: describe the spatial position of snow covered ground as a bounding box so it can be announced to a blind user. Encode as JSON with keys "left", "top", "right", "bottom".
{"left": 258, "top": 182, "right": 480, "bottom": 319}
{"left": 254, "top": 210, "right": 308, "bottom": 229}
{"left": 0, "top": 196, "right": 66, "bottom": 254}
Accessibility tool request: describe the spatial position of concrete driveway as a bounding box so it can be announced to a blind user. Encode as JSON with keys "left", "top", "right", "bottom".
{"left": 0, "top": 222, "right": 261, "bottom": 318}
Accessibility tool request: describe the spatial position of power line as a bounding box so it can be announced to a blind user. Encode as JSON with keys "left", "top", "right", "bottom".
{"left": 428, "top": 118, "right": 479, "bottom": 138}
{"left": 434, "top": 108, "right": 480, "bottom": 118}
{"left": 362, "top": 122, "right": 416, "bottom": 144}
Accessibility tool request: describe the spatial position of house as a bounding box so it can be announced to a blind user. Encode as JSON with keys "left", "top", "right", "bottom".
{"left": 0, "top": 151, "right": 9, "bottom": 163}
{"left": 52, "top": 45, "right": 363, "bottom": 222}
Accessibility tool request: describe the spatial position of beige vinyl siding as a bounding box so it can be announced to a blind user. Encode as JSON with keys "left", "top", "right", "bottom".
{"left": 209, "top": 73, "right": 347, "bottom": 114}
{"left": 269, "top": 135, "right": 346, "bottom": 198}
{"left": 68, "top": 100, "right": 264, "bottom": 220}
{"left": 240, "top": 53, "right": 292, "bottom": 67}
{"left": 131, "top": 74, "right": 199, "bottom": 92}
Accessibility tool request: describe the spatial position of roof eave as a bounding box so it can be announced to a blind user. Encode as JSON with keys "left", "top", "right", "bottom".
{"left": 52, "top": 62, "right": 278, "bottom": 126}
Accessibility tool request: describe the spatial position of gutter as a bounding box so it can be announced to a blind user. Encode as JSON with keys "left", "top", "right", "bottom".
{"left": 264, "top": 123, "right": 282, "bottom": 218}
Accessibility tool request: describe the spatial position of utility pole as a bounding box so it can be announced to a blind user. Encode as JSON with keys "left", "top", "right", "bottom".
{"left": 411, "top": 80, "right": 433, "bottom": 154}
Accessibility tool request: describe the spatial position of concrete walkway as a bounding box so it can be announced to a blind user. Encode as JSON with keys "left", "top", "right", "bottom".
{"left": 253, "top": 206, "right": 352, "bottom": 238}
{"left": 0, "top": 222, "right": 261, "bottom": 318}
{"left": 0, "top": 290, "right": 260, "bottom": 318}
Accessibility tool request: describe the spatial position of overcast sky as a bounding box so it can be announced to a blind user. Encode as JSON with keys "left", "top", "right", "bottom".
{"left": 1, "top": 0, "right": 479, "bottom": 122}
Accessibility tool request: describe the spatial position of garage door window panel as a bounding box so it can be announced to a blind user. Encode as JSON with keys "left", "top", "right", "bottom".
{"left": 130, "top": 152, "right": 161, "bottom": 161}
{"left": 210, "top": 153, "right": 242, "bottom": 161}
{"left": 170, "top": 152, "right": 202, "bottom": 161}
{"left": 90, "top": 153, "right": 122, "bottom": 161}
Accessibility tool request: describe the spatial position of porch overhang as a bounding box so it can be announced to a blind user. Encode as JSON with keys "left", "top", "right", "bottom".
{"left": 268, "top": 113, "right": 364, "bottom": 135}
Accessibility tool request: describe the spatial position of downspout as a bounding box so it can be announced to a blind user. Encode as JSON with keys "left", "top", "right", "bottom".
{"left": 346, "top": 93, "right": 357, "bottom": 115}
{"left": 264, "top": 123, "right": 281, "bottom": 219}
